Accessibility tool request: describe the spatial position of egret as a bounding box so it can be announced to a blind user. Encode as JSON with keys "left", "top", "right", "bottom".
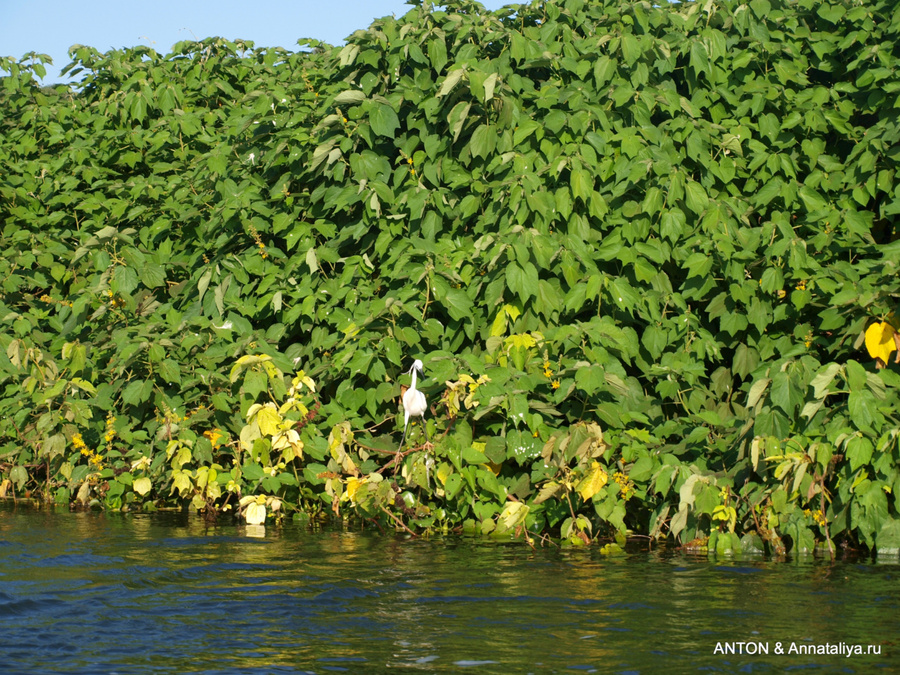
{"left": 397, "top": 359, "right": 432, "bottom": 483}
{"left": 399, "top": 359, "right": 429, "bottom": 450}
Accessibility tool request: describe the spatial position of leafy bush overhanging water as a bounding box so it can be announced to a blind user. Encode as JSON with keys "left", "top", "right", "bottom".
{"left": 2, "top": 0, "right": 900, "bottom": 555}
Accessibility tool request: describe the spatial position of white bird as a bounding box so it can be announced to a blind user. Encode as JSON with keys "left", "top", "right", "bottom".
{"left": 399, "top": 359, "right": 429, "bottom": 450}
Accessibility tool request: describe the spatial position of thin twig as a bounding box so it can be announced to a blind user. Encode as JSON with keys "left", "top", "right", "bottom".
{"left": 380, "top": 505, "right": 418, "bottom": 537}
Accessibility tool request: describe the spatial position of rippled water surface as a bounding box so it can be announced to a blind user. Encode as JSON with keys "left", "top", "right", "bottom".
{"left": 1, "top": 504, "right": 898, "bottom": 674}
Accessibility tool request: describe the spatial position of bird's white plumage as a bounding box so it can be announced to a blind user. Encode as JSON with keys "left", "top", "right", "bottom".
{"left": 399, "top": 359, "right": 428, "bottom": 448}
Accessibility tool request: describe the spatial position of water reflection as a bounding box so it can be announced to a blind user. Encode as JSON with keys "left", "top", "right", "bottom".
{"left": 0, "top": 503, "right": 897, "bottom": 674}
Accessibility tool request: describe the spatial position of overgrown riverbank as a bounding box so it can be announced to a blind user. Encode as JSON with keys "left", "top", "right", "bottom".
{"left": 2, "top": 0, "right": 900, "bottom": 554}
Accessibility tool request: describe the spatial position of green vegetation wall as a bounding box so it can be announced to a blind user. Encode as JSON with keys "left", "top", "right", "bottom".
{"left": 2, "top": 0, "right": 900, "bottom": 554}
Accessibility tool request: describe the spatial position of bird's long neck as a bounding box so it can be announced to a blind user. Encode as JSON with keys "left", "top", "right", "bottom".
{"left": 410, "top": 369, "right": 418, "bottom": 391}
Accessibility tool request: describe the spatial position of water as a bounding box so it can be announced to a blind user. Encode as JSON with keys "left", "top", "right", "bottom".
{"left": 0, "top": 504, "right": 897, "bottom": 674}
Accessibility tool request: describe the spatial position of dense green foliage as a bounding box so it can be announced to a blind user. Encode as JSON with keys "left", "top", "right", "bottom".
{"left": 2, "top": 0, "right": 900, "bottom": 554}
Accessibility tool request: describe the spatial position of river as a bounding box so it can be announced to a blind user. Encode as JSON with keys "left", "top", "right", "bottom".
{"left": 0, "top": 503, "right": 896, "bottom": 673}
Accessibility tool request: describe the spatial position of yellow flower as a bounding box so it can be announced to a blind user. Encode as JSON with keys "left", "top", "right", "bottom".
{"left": 551, "top": 380, "right": 560, "bottom": 389}
{"left": 104, "top": 414, "right": 116, "bottom": 443}
{"left": 543, "top": 367, "right": 553, "bottom": 378}
{"left": 612, "top": 471, "right": 635, "bottom": 499}
{"left": 204, "top": 428, "right": 224, "bottom": 448}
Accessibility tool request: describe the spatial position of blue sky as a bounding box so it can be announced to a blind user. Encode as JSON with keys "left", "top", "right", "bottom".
{"left": 1, "top": 0, "right": 509, "bottom": 83}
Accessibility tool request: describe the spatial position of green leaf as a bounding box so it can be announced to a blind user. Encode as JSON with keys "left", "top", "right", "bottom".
{"left": 848, "top": 391, "right": 876, "bottom": 431}
{"left": 684, "top": 181, "right": 709, "bottom": 214}
{"left": 443, "top": 287, "right": 473, "bottom": 322}
{"left": 428, "top": 38, "right": 448, "bottom": 73}
{"left": 683, "top": 252, "right": 711, "bottom": 278}
{"left": 438, "top": 68, "right": 465, "bottom": 97}
{"left": 747, "top": 378, "right": 771, "bottom": 409}
{"left": 660, "top": 209, "right": 685, "bottom": 242}
{"left": 122, "top": 379, "right": 151, "bottom": 406}
{"left": 334, "top": 89, "right": 365, "bottom": 105}
{"left": 369, "top": 102, "right": 399, "bottom": 137}
{"left": 462, "top": 446, "right": 488, "bottom": 465}
{"left": 571, "top": 168, "right": 593, "bottom": 202}
{"left": 140, "top": 263, "right": 165, "bottom": 289}
{"left": 468, "top": 124, "right": 496, "bottom": 159}
{"left": 816, "top": 3, "right": 846, "bottom": 24}
{"left": 446, "top": 101, "right": 472, "bottom": 144}
{"left": 9, "top": 466, "right": 28, "bottom": 490}
{"left": 113, "top": 266, "right": 138, "bottom": 295}
{"left": 876, "top": 519, "right": 900, "bottom": 556}
{"left": 444, "top": 473, "right": 463, "bottom": 500}
{"left": 733, "top": 345, "right": 759, "bottom": 379}
{"left": 642, "top": 326, "right": 667, "bottom": 360}
{"left": 846, "top": 435, "right": 873, "bottom": 472}
{"left": 506, "top": 262, "right": 539, "bottom": 303}
{"left": 769, "top": 371, "right": 802, "bottom": 416}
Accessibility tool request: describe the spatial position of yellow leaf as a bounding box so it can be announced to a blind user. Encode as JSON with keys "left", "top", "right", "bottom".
{"left": 503, "top": 303, "right": 522, "bottom": 322}
{"left": 170, "top": 470, "right": 193, "bottom": 497}
{"left": 302, "top": 377, "right": 316, "bottom": 392}
{"left": 576, "top": 461, "right": 609, "bottom": 501}
{"left": 865, "top": 321, "right": 896, "bottom": 363}
{"left": 239, "top": 422, "right": 261, "bottom": 452}
{"left": 345, "top": 477, "right": 365, "bottom": 504}
{"left": 506, "top": 333, "right": 536, "bottom": 350}
{"left": 133, "top": 476, "right": 152, "bottom": 496}
{"left": 256, "top": 405, "right": 283, "bottom": 436}
{"left": 171, "top": 445, "right": 192, "bottom": 470}
{"left": 245, "top": 501, "right": 267, "bottom": 525}
{"left": 436, "top": 464, "right": 452, "bottom": 485}
{"left": 490, "top": 309, "right": 508, "bottom": 337}
{"left": 498, "top": 501, "right": 530, "bottom": 530}
{"left": 206, "top": 482, "right": 222, "bottom": 500}
{"left": 229, "top": 354, "right": 272, "bottom": 382}
{"left": 490, "top": 303, "right": 522, "bottom": 337}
